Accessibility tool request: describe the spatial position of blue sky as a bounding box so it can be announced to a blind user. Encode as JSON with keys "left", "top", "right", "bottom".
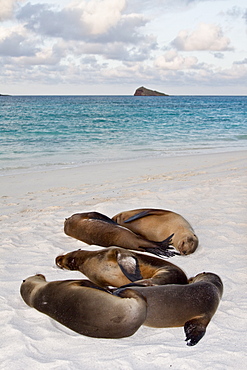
{"left": 0, "top": 0, "right": 246, "bottom": 95}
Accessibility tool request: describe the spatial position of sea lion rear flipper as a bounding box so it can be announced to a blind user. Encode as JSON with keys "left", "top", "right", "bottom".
{"left": 117, "top": 253, "right": 143, "bottom": 282}
{"left": 123, "top": 210, "right": 161, "bottom": 223}
{"left": 184, "top": 318, "right": 206, "bottom": 346}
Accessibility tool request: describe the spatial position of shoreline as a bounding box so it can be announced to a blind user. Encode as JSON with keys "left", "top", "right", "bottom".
{"left": 1, "top": 146, "right": 246, "bottom": 178}
{"left": 1, "top": 149, "right": 246, "bottom": 198}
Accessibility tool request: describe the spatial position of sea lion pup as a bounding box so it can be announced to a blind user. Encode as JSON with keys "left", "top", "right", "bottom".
{"left": 112, "top": 208, "right": 198, "bottom": 255}
{"left": 20, "top": 274, "right": 147, "bottom": 339}
{"left": 55, "top": 247, "right": 188, "bottom": 289}
{"left": 114, "top": 272, "right": 223, "bottom": 346}
{"left": 64, "top": 211, "right": 177, "bottom": 258}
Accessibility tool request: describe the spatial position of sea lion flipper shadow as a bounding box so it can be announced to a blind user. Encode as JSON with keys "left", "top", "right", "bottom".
{"left": 117, "top": 252, "right": 143, "bottom": 282}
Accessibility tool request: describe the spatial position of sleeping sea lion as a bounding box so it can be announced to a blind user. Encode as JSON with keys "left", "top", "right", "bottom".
{"left": 64, "top": 211, "right": 177, "bottom": 258}
{"left": 20, "top": 274, "right": 147, "bottom": 339}
{"left": 55, "top": 246, "right": 188, "bottom": 288}
{"left": 114, "top": 272, "right": 223, "bottom": 346}
{"left": 112, "top": 208, "right": 198, "bottom": 255}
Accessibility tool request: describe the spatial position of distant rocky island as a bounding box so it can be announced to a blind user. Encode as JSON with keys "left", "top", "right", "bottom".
{"left": 134, "top": 86, "right": 169, "bottom": 96}
{"left": 0, "top": 94, "right": 10, "bottom": 96}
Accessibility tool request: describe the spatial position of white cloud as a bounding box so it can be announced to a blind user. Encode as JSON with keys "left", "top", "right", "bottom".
{"left": 16, "top": 0, "right": 150, "bottom": 46}
{"left": 71, "top": 0, "right": 126, "bottom": 35}
{"left": 0, "top": 0, "right": 23, "bottom": 21}
{"left": 0, "top": 0, "right": 246, "bottom": 94}
{"left": 0, "top": 25, "right": 38, "bottom": 57}
{"left": 154, "top": 49, "right": 198, "bottom": 70}
{"left": 172, "top": 23, "right": 233, "bottom": 51}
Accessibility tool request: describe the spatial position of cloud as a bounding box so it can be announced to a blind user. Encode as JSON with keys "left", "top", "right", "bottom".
{"left": 0, "top": 0, "right": 24, "bottom": 21}
{"left": 71, "top": 0, "right": 126, "bottom": 35}
{"left": 0, "top": 25, "right": 38, "bottom": 57}
{"left": 213, "top": 52, "right": 224, "bottom": 59}
{"left": 225, "top": 6, "right": 243, "bottom": 18}
{"left": 234, "top": 58, "right": 247, "bottom": 65}
{"left": 0, "top": 0, "right": 246, "bottom": 94}
{"left": 16, "top": 0, "right": 148, "bottom": 43}
{"left": 243, "top": 9, "right": 247, "bottom": 23}
{"left": 11, "top": 0, "right": 155, "bottom": 65}
{"left": 172, "top": 23, "right": 233, "bottom": 51}
{"left": 154, "top": 49, "right": 198, "bottom": 70}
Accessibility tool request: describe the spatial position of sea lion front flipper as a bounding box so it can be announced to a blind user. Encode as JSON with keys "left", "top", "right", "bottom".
{"left": 117, "top": 252, "right": 143, "bottom": 282}
{"left": 87, "top": 211, "right": 117, "bottom": 225}
{"left": 184, "top": 318, "right": 207, "bottom": 346}
{"left": 142, "top": 234, "right": 179, "bottom": 258}
{"left": 113, "top": 284, "right": 146, "bottom": 296}
{"left": 123, "top": 210, "right": 161, "bottom": 223}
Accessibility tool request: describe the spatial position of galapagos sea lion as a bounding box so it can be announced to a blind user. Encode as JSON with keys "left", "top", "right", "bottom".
{"left": 55, "top": 246, "right": 188, "bottom": 289}
{"left": 114, "top": 272, "right": 223, "bottom": 346}
{"left": 20, "top": 274, "right": 147, "bottom": 339}
{"left": 112, "top": 208, "right": 198, "bottom": 255}
{"left": 64, "top": 211, "right": 177, "bottom": 258}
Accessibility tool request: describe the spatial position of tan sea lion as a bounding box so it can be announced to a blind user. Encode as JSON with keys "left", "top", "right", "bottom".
{"left": 20, "top": 274, "right": 147, "bottom": 339}
{"left": 112, "top": 208, "right": 198, "bottom": 255}
{"left": 114, "top": 272, "right": 223, "bottom": 346}
{"left": 55, "top": 246, "right": 188, "bottom": 289}
{"left": 64, "top": 211, "right": 177, "bottom": 258}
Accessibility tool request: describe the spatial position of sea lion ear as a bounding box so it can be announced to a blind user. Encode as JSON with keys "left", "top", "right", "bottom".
{"left": 116, "top": 253, "right": 143, "bottom": 282}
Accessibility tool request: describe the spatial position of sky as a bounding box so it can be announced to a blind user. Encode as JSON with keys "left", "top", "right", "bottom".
{"left": 0, "top": 0, "right": 246, "bottom": 95}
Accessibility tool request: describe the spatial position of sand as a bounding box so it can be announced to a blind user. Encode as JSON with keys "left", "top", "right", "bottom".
{"left": 1, "top": 150, "right": 247, "bottom": 369}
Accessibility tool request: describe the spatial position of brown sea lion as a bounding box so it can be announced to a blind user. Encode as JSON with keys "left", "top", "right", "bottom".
{"left": 64, "top": 211, "right": 177, "bottom": 258}
{"left": 55, "top": 246, "right": 188, "bottom": 289}
{"left": 112, "top": 208, "right": 198, "bottom": 255}
{"left": 114, "top": 272, "right": 223, "bottom": 346}
{"left": 20, "top": 274, "right": 147, "bottom": 339}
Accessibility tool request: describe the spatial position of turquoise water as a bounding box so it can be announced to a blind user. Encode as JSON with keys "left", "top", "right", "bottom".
{"left": 0, "top": 95, "right": 246, "bottom": 175}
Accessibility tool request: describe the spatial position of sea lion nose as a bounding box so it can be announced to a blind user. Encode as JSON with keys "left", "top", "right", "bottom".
{"left": 55, "top": 255, "right": 64, "bottom": 268}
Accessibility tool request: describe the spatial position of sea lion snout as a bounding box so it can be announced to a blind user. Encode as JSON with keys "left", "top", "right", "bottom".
{"left": 55, "top": 255, "right": 65, "bottom": 268}
{"left": 177, "top": 235, "right": 198, "bottom": 255}
{"left": 56, "top": 255, "right": 77, "bottom": 270}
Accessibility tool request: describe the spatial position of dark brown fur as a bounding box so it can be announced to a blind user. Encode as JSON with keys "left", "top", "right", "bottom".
{"left": 114, "top": 272, "right": 223, "bottom": 346}
{"left": 20, "top": 274, "right": 147, "bottom": 339}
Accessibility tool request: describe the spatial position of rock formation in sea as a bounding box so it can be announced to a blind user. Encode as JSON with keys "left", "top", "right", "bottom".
{"left": 134, "top": 86, "right": 169, "bottom": 96}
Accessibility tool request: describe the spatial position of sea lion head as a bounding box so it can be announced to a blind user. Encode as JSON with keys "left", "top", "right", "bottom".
{"left": 20, "top": 274, "right": 46, "bottom": 307}
{"left": 64, "top": 214, "right": 80, "bottom": 236}
{"left": 176, "top": 233, "right": 198, "bottom": 255}
{"left": 189, "top": 272, "right": 223, "bottom": 297}
{"left": 55, "top": 254, "right": 78, "bottom": 270}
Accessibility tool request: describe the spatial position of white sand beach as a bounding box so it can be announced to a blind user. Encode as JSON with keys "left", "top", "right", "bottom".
{"left": 1, "top": 150, "right": 247, "bottom": 370}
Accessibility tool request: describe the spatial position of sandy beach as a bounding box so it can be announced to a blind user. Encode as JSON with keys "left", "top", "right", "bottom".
{"left": 1, "top": 150, "right": 246, "bottom": 370}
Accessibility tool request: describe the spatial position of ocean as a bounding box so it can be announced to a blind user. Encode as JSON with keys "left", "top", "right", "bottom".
{"left": 0, "top": 95, "right": 246, "bottom": 176}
